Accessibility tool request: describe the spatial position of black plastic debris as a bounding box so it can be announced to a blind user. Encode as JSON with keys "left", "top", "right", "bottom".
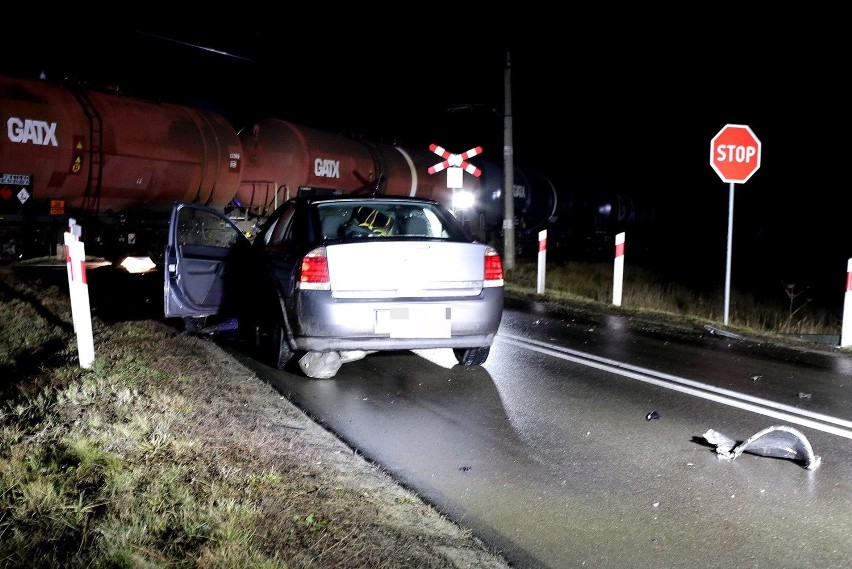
{"left": 646, "top": 411, "right": 661, "bottom": 421}
{"left": 701, "top": 425, "right": 821, "bottom": 470}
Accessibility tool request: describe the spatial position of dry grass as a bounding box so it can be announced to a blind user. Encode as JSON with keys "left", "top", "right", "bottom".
{"left": 504, "top": 259, "right": 841, "bottom": 337}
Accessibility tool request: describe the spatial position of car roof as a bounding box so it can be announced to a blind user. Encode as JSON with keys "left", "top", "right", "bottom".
{"left": 297, "top": 194, "right": 441, "bottom": 206}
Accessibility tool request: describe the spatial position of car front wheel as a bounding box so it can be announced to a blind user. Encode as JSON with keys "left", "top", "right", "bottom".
{"left": 249, "top": 298, "right": 294, "bottom": 369}
{"left": 269, "top": 317, "right": 294, "bottom": 369}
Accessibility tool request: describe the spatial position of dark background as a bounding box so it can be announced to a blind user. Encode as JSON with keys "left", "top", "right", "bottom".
{"left": 3, "top": 15, "right": 849, "bottom": 315}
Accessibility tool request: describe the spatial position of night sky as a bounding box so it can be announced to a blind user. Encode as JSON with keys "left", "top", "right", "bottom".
{"left": 4, "top": 16, "right": 849, "bottom": 314}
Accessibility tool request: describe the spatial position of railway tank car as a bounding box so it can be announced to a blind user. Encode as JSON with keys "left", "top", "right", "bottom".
{"left": 0, "top": 72, "right": 562, "bottom": 267}
{"left": 0, "top": 74, "right": 243, "bottom": 263}
{"left": 233, "top": 118, "right": 474, "bottom": 218}
{"left": 475, "top": 160, "right": 558, "bottom": 253}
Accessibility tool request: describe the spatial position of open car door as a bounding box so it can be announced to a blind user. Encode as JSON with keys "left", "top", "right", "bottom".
{"left": 163, "top": 202, "right": 250, "bottom": 324}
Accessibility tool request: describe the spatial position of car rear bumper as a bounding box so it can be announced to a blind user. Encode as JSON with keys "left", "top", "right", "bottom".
{"left": 288, "top": 288, "right": 503, "bottom": 351}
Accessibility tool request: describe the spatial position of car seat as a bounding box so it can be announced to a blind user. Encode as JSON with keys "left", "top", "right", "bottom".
{"left": 321, "top": 214, "right": 344, "bottom": 239}
{"left": 402, "top": 214, "right": 430, "bottom": 237}
{"left": 344, "top": 206, "right": 395, "bottom": 237}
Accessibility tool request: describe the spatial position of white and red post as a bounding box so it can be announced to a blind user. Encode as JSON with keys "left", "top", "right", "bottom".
{"left": 613, "top": 232, "right": 625, "bottom": 306}
{"left": 65, "top": 219, "right": 95, "bottom": 368}
{"left": 842, "top": 258, "right": 852, "bottom": 348}
{"left": 537, "top": 229, "right": 547, "bottom": 294}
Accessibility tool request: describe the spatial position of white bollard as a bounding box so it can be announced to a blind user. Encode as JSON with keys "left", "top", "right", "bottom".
{"left": 64, "top": 223, "right": 95, "bottom": 368}
{"left": 613, "top": 232, "right": 625, "bottom": 306}
{"left": 537, "top": 229, "right": 547, "bottom": 294}
{"left": 841, "top": 258, "right": 852, "bottom": 348}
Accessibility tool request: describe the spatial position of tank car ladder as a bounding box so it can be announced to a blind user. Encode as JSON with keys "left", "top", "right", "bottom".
{"left": 71, "top": 90, "right": 104, "bottom": 215}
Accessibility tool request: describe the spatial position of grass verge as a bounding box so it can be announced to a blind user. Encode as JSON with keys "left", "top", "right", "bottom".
{"left": 0, "top": 270, "right": 509, "bottom": 569}
{"left": 504, "top": 259, "right": 842, "bottom": 338}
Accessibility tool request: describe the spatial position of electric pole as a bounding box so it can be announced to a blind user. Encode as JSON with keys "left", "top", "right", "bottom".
{"left": 503, "top": 48, "right": 515, "bottom": 269}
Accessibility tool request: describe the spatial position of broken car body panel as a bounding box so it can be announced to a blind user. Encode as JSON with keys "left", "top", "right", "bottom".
{"left": 702, "top": 425, "right": 822, "bottom": 470}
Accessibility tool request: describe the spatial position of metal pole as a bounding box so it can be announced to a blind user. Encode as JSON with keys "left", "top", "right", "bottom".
{"left": 724, "top": 182, "right": 735, "bottom": 325}
{"left": 503, "top": 48, "right": 515, "bottom": 270}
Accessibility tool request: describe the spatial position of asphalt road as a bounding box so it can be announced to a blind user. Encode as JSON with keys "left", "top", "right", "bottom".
{"left": 243, "top": 297, "right": 852, "bottom": 569}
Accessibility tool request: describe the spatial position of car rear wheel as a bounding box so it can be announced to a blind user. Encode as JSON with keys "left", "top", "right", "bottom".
{"left": 453, "top": 347, "right": 490, "bottom": 367}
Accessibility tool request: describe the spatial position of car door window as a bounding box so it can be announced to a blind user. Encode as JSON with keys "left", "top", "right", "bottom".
{"left": 177, "top": 207, "right": 239, "bottom": 248}
{"left": 264, "top": 203, "right": 297, "bottom": 245}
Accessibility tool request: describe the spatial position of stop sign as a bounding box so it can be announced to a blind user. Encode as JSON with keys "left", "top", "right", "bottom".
{"left": 710, "top": 124, "right": 761, "bottom": 183}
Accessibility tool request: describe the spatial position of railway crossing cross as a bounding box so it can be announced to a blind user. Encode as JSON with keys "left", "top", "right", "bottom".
{"left": 427, "top": 143, "right": 483, "bottom": 189}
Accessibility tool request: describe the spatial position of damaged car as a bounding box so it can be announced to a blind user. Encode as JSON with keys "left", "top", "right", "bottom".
{"left": 163, "top": 195, "right": 504, "bottom": 377}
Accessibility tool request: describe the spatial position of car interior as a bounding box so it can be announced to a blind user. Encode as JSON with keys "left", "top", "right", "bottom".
{"left": 319, "top": 203, "right": 438, "bottom": 240}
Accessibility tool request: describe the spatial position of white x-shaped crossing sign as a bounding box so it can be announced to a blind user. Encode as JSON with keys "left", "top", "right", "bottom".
{"left": 427, "top": 144, "right": 483, "bottom": 177}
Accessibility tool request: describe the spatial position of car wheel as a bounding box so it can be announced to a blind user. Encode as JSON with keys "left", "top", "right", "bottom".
{"left": 270, "top": 317, "right": 294, "bottom": 369}
{"left": 453, "top": 346, "right": 490, "bottom": 367}
{"left": 183, "top": 317, "right": 205, "bottom": 333}
{"left": 250, "top": 299, "right": 294, "bottom": 369}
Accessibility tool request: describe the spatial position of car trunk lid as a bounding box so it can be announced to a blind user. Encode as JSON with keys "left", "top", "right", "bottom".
{"left": 324, "top": 241, "right": 487, "bottom": 299}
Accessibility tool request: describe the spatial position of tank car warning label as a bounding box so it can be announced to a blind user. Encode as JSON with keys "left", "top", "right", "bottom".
{"left": 0, "top": 173, "right": 31, "bottom": 186}
{"left": 0, "top": 173, "right": 32, "bottom": 212}
{"left": 71, "top": 136, "right": 84, "bottom": 174}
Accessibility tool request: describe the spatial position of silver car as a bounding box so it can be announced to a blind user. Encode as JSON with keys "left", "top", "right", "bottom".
{"left": 163, "top": 196, "right": 504, "bottom": 377}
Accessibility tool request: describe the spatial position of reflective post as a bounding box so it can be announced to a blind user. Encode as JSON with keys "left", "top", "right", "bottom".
{"left": 613, "top": 232, "right": 625, "bottom": 306}
{"left": 537, "top": 229, "right": 547, "bottom": 294}
{"left": 64, "top": 219, "right": 95, "bottom": 368}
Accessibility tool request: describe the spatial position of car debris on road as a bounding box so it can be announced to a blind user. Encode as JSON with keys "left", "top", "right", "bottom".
{"left": 701, "top": 425, "right": 821, "bottom": 470}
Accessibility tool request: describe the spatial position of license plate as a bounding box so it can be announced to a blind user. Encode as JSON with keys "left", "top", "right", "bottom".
{"left": 375, "top": 306, "right": 451, "bottom": 338}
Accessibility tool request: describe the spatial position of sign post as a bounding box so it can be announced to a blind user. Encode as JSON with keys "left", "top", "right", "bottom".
{"left": 710, "top": 124, "right": 762, "bottom": 325}
{"left": 842, "top": 259, "right": 852, "bottom": 348}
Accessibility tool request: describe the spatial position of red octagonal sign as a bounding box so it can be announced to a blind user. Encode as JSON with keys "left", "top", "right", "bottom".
{"left": 710, "top": 124, "right": 762, "bottom": 184}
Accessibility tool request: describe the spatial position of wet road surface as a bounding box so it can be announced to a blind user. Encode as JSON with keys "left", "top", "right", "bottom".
{"left": 246, "top": 298, "right": 852, "bottom": 569}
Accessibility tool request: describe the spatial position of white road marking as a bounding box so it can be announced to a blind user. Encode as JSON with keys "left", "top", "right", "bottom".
{"left": 498, "top": 333, "right": 852, "bottom": 440}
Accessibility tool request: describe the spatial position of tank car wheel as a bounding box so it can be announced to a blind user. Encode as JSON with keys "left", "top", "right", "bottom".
{"left": 453, "top": 346, "right": 490, "bottom": 367}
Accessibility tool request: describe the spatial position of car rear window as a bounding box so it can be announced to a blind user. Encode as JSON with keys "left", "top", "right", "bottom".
{"left": 317, "top": 201, "right": 468, "bottom": 241}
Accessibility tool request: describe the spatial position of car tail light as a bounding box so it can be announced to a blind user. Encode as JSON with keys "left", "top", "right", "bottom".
{"left": 298, "top": 247, "right": 331, "bottom": 290}
{"left": 484, "top": 245, "right": 504, "bottom": 287}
